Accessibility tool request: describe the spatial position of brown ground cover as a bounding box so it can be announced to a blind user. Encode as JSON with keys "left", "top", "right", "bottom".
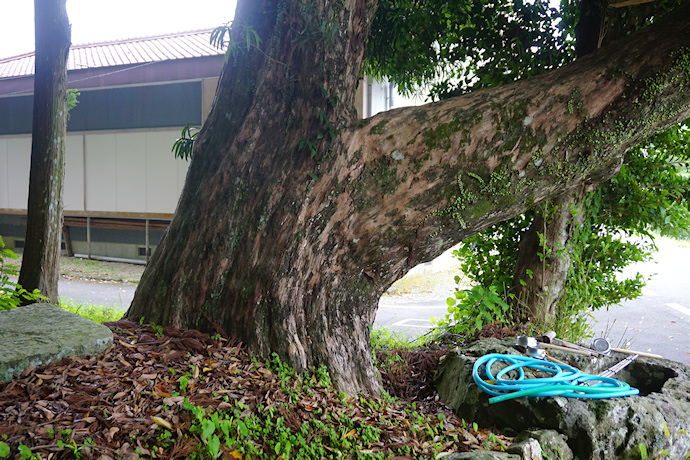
{"left": 0, "top": 321, "right": 511, "bottom": 459}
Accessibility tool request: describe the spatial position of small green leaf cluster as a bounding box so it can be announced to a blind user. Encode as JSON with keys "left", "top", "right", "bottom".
{"left": 210, "top": 23, "right": 262, "bottom": 63}
{"left": 183, "top": 399, "right": 251, "bottom": 459}
{"left": 4, "top": 429, "right": 94, "bottom": 459}
{"left": 0, "top": 236, "right": 47, "bottom": 310}
{"left": 175, "top": 353, "right": 477, "bottom": 459}
{"left": 67, "top": 89, "right": 80, "bottom": 112}
{"left": 172, "top": 123, "right": 199, "bottom": 161}
{"left": 432, "top": 282, "right": 514, "bottom": 337}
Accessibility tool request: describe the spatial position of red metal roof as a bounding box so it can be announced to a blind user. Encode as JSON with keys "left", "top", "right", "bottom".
{"left": 0, "top": 29, "right": 223, "bottom": 79}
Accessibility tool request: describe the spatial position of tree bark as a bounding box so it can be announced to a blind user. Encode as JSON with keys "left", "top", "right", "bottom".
{"left": 510, "top": 186, "right": 587, "bottom": 324}
{"left": 507, "top": 0, "right": 603, "bottom": 325}
{"left": 127, "top": 0, "right": 690, "bottom": 394}
{"left": 18, "top": 0, "right": 71, "bottom": 305}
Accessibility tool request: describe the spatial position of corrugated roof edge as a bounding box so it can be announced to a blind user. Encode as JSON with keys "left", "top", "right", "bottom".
{"left": 68, "top": 28, "right": 217, "bottom": 52}
{"left": 0, "top": 29, "right": 224, "bottom": 79}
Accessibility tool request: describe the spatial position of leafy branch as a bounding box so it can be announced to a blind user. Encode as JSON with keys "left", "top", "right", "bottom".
{"left": 210, "top": 23, "right": 285, "bottom": 66}
{"left": 172, "top": 123, "right": 199, "bottom": 161}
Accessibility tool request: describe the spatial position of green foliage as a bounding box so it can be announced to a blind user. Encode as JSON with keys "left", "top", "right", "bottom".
{"left": 365, "top": 0, "right": 684, "bottom": 100}
{"left": 604, "top": 124, "right": 690, "bottom": 240}
{"left": 432, "top": 282, "right": 514, "bottom": 337}
{"left": 0, "top": 236, "right": 46, "bottom": 310}
{"left": 58, "top": 299, "right": 124, "bottom": 323}
{"left": 365, "top": 0, "right": 574, "bottom": 99}
{"left": 210, "top": 22, "right": 262, "bottom": 63}
{"left": 0, "top": 441, "right": 9, "bottom": 458}
{"left": 67, "top": 89, "right": 80, "bottom": 119}
{"left": 172, "top": 123, "right": 199, "bottom": 161}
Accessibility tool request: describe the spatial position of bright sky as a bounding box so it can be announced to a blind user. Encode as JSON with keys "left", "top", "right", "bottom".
{"left": 0, "top": 0, "right": 238, "bottom": 60}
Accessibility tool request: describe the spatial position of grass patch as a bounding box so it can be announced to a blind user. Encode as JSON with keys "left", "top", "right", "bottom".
{"left": 58, "top": 298, "right": 124, "bottom": 323}
{"left": 56, "top": 257, "right": 144, "bottom": 284}
{"left": 370, "top": 326, "right": 440, "bottom": 351}
{"left": 371, "top": 327, "right": 419, "bottom": 350}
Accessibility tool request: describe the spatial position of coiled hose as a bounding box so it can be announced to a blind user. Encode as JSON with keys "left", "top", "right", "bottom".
{"left": 472, "top": 353, "right": 639, "bottom": 404}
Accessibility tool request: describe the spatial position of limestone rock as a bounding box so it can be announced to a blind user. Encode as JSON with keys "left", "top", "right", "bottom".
{"left": 0, "top": 303, "right": 113, "bottom": 381}
{"left": 508, "top": 429, "right": 573, "bottom": 460}
{"left": 435, "top": 338, "right": 690, "bottom": 459}
{"left": 441, "top": 452, "right": 521, "bottom": 460}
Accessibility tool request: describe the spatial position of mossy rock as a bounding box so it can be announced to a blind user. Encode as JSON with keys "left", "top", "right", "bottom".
{"left": 0, "top": 303, "right": 113, "bottom": 381}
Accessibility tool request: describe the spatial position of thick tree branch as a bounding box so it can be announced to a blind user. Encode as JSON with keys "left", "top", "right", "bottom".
{"left": 331, "top": 3, "right": 690, "bottom": 283}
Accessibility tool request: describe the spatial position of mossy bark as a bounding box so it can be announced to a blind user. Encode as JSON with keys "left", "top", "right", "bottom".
{"left": 510, "top": 186, "right": 587, "bottom": 324}
{"left": 18, "top": 0, "right": 71, "bottom": 304}
{"left": 509, "top": 3, "right": 601, "bottom": 326}
{"left": 127, "top": 0, "right": 690, "bottom": 394}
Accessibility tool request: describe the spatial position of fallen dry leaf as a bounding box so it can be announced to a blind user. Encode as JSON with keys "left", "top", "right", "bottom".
{"left": 152, "top": 416, "right": 173, "bottom": 430}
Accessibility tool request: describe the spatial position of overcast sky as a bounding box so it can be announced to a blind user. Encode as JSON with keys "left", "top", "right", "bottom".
{"left": 0, "top": 0, "right": 238, "bottom": 59}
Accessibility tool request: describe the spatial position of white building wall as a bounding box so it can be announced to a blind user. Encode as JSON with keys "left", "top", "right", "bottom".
{"left": 0, "top": 138, "right": 9, "bottom": 210}
{"left": 84, "top": 133, "right": 118, "bottom": 212}
{"left": 146, "top": 130, "right": 188, "bottom": 214}
{"left": 64, "top": 134, "right": 85, "bottom": 212}
{"left": 357, "top": 76, "right": 426, "bottom": 119}
{"left": 0, "top": 137, "right": 32, "bottom": 210}
{"left": 0, "top": 128, "right": 188, "bottom": 216}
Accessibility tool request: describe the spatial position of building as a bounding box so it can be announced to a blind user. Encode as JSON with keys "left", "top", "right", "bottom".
{"left": 0, "top": 30, "right": 421, "bottom": 263}
{"left": 0, "top": 30, "right": 224, "bottom": 262}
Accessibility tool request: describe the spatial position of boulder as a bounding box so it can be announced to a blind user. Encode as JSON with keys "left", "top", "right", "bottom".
{"left": 435, "top": 338, "right": 690, "bottom": 459}
{"left": 0, "top": 303, "right": 113, "bottom": 381}
{"left": 442, "top": 452, "right": 521, "bottom": 459}
{"left": 507, "top": 429, "right": 573, "bottom": 460}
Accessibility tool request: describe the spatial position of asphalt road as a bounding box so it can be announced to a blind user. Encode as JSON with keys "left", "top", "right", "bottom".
{"left": 586, "top": 238, "right": 690, "bottom": 364}
{"left": 377, "top": 238, "right": 690, "bottom": 365}
{"left": 56, "top": 238, "right": 689, "bottom": 365}
{"left": 59, "top": 279, "right": 134, "bottom": 311}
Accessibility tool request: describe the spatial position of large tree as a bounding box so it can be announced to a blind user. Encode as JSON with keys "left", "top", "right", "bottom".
{"left": 127, "top": 0, "right": 690, "bottom": 394}
{"left": 18, "top": 0, "right": 71, "bottom": 304}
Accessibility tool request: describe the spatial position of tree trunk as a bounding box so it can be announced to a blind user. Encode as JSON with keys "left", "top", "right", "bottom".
{"left": 18, "top": 0, "right": 71, "bottom": 305}
{"left": 510, "top": 186, "right": 587, "bottom": 324}
{"left": 126, "top": 0, "right": 690, "bottom": 394}
{"left": 508, "top": 0, "right": 603, "bottom": 325}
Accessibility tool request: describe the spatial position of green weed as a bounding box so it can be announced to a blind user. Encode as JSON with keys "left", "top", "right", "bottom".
{"left": 58, "top": 299, "right": 124, "bottom": 323}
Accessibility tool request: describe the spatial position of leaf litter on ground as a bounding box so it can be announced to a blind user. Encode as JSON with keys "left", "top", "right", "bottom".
{"left": 0, "top": 320, "right": 512, "bottom": 459}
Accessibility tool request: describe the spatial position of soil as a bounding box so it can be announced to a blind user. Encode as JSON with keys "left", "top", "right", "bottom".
{"left": 11, "top": 255, "right": 145, "bottom": 285}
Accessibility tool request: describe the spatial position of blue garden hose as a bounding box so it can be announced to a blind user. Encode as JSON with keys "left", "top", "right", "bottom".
{"left": 472, "top": 353, "right": 639, "bottom": 404}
